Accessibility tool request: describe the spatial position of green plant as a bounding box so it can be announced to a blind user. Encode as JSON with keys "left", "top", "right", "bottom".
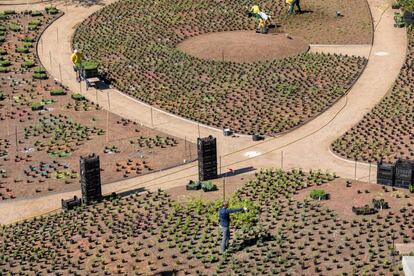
{"left": 0, "top": 59, "right": 10, "bottom": 67}
{"left": 50, "top": 88, "right": 67, "bottom": 96}
{"left": 22, "top": 36, "right": 34, "bottom": 42}
{"left": 0, "top": 91, "right": 5, "bottom": 101}
{"left": 201, "top": 181, "right": 218, "bottom": 192}
{"left": 4, "top": 10, "right": 15, "bottom": 15}
{"left": 33, "top": 72, "right": 48, "bottom": 79}
{"left": 71, "top": 93, "right": 85, "bottom": 101}
{"left": 22, "top": 60, "right": 35, "bottom": 68}
{"left": 15, "top": 47, "right": 29, "bottom": 53}
{"left": 0, "top": 13, "right": 8, "bottom": 20}
{"left": 82, "top": 60, "right": 99, "bottom": 70}
{"left": 9, "top": 23, "right": 21, "bottom": 32}
{"left": 310, "top": 189, "right": 328, "bottom": 200}
{"left": 30, "top": 102, "right": 44, "bottom": 111}
{"left": 31, "top": 10, "right": 43, "bottom": 17}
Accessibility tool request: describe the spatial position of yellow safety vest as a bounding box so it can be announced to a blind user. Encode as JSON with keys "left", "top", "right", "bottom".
{"left": 251, "top": 5, "right": 260, "bottom": 14}
{"left": 71, "top": 53, "right": 83, "bottom": 66}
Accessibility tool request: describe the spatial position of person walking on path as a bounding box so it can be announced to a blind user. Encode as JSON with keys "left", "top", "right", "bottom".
{"left": 287, "top": 0, "right": 302, "bottom": 16}
{"left": 219, "top": 202, "right": 247, "bottom": 253}
{"left": 70, "top": 49, "right": 83, "bottom": 81}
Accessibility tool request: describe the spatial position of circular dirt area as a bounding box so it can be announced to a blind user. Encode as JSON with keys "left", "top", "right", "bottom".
{"left": 177, "top": 31, "right": 309, "bottom": 63}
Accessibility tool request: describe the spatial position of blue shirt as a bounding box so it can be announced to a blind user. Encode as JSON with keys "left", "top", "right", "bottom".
{"left": 219, "top": 207, "right": 243, "bottom": 227}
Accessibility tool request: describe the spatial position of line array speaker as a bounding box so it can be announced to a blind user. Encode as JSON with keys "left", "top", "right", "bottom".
{"left": 80, "top": 154, "right": 102, "bottom": 204}
{"left": 198, "top": 136, "right": 217, "bottom": 181}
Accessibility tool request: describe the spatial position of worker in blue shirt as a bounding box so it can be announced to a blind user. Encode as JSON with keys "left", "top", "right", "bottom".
{"left": 219, "top": 202, "right": 247, "bottom": 253}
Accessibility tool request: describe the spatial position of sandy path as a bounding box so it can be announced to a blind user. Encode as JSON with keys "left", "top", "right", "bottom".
{"left": 0, "top": 0, "right": 407, "bottom": 224}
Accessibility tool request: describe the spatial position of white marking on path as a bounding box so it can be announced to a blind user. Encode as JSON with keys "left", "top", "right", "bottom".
{"left": 374, "top": 51, "right": 390, "bottom": 56}
{"left": 244, "top": 151, "right": 261, "bottom": 158}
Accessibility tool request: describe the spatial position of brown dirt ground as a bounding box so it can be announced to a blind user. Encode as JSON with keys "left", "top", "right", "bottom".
{"left": 167, "top": 172, "right": 257, "bottom": 203}
{"left": 277, "top": 0, "right": 373, "bottom": 44}
{"left": 177, "top": 31, "right": 309, "bottom": 63}
{"left": 0, "top": 12, "right": 196, "bottom": 201}
{"left": 294, "top": 178, "right": 414, "bottom": 220}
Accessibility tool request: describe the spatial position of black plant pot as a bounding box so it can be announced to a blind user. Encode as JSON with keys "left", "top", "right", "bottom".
{"left": 252, "top": 134, "right": 263, "bottom": 141}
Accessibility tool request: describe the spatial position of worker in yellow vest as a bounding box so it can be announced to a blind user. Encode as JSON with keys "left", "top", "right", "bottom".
{"left": 257, "top": 11, "right": 271, "bottom": 33}
{"left": 70, "top": 49, "right": 84, "bottom": 82}
{"left": 251, "top": 4, "right": 261, "bottom": 17}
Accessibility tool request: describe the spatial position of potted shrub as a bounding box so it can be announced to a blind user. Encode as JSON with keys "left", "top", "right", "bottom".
{"left": 186, "top": 180, "right": 201, "bottom": 190}
{"left": 30, "top": 102, "right": 44, "bottom": 111}
{"left": 310, "top": 189, "right": 329, "bottom": 200}
{"left": 71, "top": 93, "right": 86, "bottom": 101}
{"left": 50, "top": 88, "right": 67, "bottom": 96}
{"left": 201, "top": 181, "right": 217, "bottom": 192}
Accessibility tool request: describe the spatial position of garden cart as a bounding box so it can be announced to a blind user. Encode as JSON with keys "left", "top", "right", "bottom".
{"left": 78, "top": 61, "right": 100, "bottom": 90}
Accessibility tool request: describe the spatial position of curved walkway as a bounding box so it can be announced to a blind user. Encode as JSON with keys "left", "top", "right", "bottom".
{"left": 0, "top": 0, "right": 407, "bottom": 224}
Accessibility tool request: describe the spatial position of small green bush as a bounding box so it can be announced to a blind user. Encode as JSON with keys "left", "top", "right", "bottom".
{"left": 50, "top": 88, "right": 67, "bottom": 96}
{"left": 31, "top": 10, "right": 43, "bottom": 17}
{"left": 41, "top": 99, "right": 54, "bottom": 105}
{"left": 0, "top": 59, "right": 10, "bottom": 67}
{"left": 30, "top": 20, "right": 40, "bottom": 26}
{"left": 33, "top": 72, "right": 48, "bottom": 80}
{"left": 22, "top": 37, "right": 34, "bottom": 43}
{"left": 46, "top": 6, "right": 59, "bottom": 14}
{"left": 30, "top": 102, "right": 44, "bottom": 111}
{"left": 201, "top": 181, "right": 218, "bottom": 192}
{"left": 71, "top": 93, "right": 86, "bottom": 101}
{"left": 16, "top": 47, "right": 29, "bottom": 53}
{"left": 0, "top": 91, "right": 5, "bottom": 101}
{"left": 28, "top": 25, "right": 37, "bottom": 31}
{"left": 9, "top": 24, "right": 21, "bottom": 32}
{"left": 4, "top": 10, "right": 15, "bottom": 15}
{"left": 0, "top": 13, "right": 8, "bottom": 20}
{"left": 0, "top": 36, "right": 5, "bottom": 43}
{"left": 33, "top": 67, "right": 46, "bottom": 73}
{"left": 0, "top": 67, "right": 10, "bottom": 73}
{"left": 82, "top": 61, "right": 99, "bottom": 70}
{"left": 310, "top": 189, "right": 328, "bottom": 200}
{"left": 0, "top": 26, "right": 6, "bottom": 31}
{"left": 0, "top": 49, "right": 6, "bottom": 55}
{"left": 23, "top": 42, "right": 33, "bottom": 48}
{"left": 22, "top": 60, "right": 35, "bottom": 68}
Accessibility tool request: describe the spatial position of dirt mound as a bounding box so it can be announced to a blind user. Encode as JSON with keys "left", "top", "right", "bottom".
{"left": 177, "top": 30, "right": 309, "bottom": 63}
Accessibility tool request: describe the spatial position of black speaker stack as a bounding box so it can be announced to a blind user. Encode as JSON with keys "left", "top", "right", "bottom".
{"left": 377, "top": 161, "right": 395, "bottom": 186}
{"left": 198, "top": 136, "right": 217, "bottom": 181}
{"left": 394, "top": 159, "right": 414, "bottom": 188}
{"left": 80, "top": 154, "right": 102, "bottom": 204}
{"left": 377, "top": 159, "right": 414, "bottom": 189}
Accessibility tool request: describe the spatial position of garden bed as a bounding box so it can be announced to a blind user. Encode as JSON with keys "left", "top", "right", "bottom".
{"left": 0, "top": 168, "right": 410, "bottom": 275}
{"left": 332, "top": 28, "right": 414, "bottom": 163}
{"left": 0, "top": 11, "right": 194, "bottom": 200}
{"left": 294, "top": 178, "right": 413, "bottom": 219}
{"left": 73, "top": 0, "right": 368, "bottom": 136}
